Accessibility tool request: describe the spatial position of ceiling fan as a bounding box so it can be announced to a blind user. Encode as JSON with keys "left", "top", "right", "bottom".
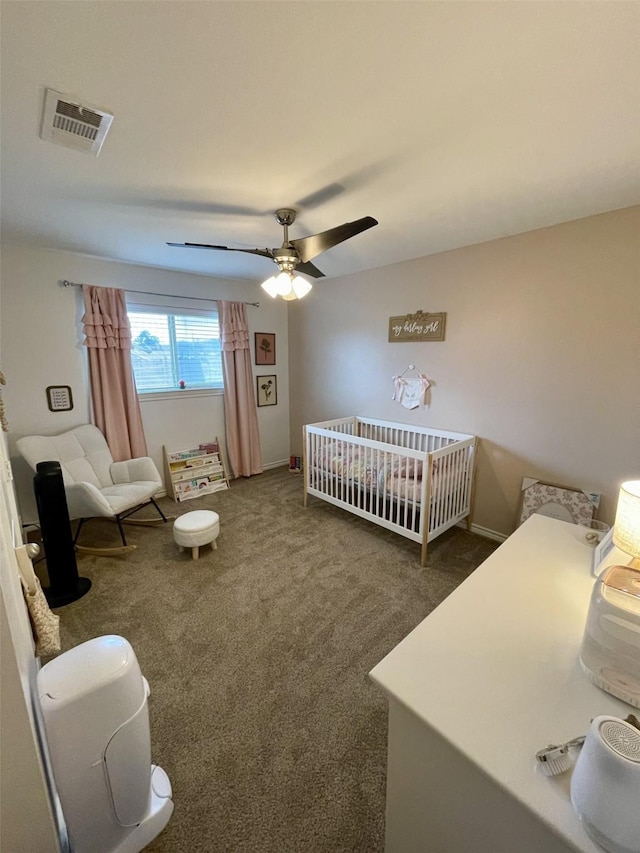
{"left": 167, "top": 208, "right": 378, "bottom": 300}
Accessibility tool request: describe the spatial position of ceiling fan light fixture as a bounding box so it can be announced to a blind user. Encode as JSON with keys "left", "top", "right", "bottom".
{"left": 260, "top": 271, "right": 312, "bottom": 301}
{"left": 260, "top": 275, "right": 280, "bottom": 298}
{"left": 275, "top": 272, "right": 293, "bottom": 297}
{"left": 291, "top": 275, "right": 312, "bottom": 299}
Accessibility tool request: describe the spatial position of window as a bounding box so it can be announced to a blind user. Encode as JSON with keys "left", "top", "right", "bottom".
{"left": 128, "top": 306, "right": 223, "bottom": 394}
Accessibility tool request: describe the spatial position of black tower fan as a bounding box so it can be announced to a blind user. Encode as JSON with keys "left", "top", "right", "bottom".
{"left": 33, "top": 461, "right": 91, "bottom": 606}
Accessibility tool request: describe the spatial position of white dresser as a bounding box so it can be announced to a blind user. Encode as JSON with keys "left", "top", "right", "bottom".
{"left": 370, "top": 514, "right": 632, "bottom": 853}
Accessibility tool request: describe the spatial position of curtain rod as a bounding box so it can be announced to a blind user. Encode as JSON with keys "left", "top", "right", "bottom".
{"left": 60, "top": 280, "right": 260, "bottom": 307}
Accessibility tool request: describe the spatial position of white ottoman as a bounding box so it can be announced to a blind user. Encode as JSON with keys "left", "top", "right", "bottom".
{"left": 173, "top": 510, "right": 220, "bottom": 560}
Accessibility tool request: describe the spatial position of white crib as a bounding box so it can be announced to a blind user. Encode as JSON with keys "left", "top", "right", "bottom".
{"left": 303, "top": 416, "right": 477, "bottom": 565}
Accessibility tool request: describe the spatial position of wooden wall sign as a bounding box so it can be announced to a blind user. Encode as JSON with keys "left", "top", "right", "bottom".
{"left": 388, "top": 311, "right": 446, "bottom": 342}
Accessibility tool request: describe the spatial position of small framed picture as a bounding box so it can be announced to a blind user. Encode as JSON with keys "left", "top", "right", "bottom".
{"left": 256, "top": 374, "right": 277, "bottom": 407}
{"left": 46, "top": 385, "right": 74, "bottom": 412}
{"left": 255, "top": 333, "right": 276, "bottom": 366}
{"left": 517, "top": 478, "right": 597, "bottom": 527}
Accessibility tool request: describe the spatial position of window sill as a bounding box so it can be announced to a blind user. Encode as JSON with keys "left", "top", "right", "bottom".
{"left": 138, "top": 388, "right": 223, "bottom": 402}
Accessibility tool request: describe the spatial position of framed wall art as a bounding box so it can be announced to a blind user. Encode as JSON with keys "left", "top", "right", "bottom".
{"left": 255, "top": 333, "right": 276, "bottom": 366}
{"left": 517, "top": 478, "right": 600, "bottom": 527}
{"left": 46, "top": 385, "right": 74, "bottom": 412}
{"left": 256, "top": 374, "right": 277, "bottom": 407}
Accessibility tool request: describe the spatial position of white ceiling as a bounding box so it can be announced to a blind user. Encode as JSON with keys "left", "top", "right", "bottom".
{"left": 1, "top": 1, "right": 639, "bottom": 284}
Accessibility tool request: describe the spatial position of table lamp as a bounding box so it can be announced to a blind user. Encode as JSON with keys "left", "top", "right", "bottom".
{"left": 612, "top": 480, "right": 640, "bottom": 568}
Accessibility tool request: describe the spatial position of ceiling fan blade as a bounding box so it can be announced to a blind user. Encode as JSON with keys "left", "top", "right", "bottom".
{"left": 166, "top": 242, "right": 273, "bottom": 259}
{"left": 295, "top": 260, "right": 325, "bottom": 279}
{"left": 290, "top": 216, "right": 378, "bottom": 263}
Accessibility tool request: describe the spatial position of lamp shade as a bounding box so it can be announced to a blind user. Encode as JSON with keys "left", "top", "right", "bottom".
{"left": 275, "top": 272, "right": 293, "bottom": 297}
{"left": 259, "top": 271, "right": 312, "bottom": 300}
{"left": 260, "top": 276, "right": 279, "bottom": 298}
{"left": 291, "top": 275, "right": 312, "bottom": 299}
{"left": 612, "top": 480, "right": 640, "bottom": 560}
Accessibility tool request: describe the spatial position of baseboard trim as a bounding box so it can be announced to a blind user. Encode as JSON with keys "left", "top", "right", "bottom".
{"left": 263, "top": 459, "right": 290, "bottom": 471}
{"left": 461, "top": 521, "right": 509, "bottom": 543}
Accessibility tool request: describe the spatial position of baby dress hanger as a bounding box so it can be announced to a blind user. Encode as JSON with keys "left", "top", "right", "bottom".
{"left": 397, "top": 364, "right": 419, "bottom": 379}
{"left": 392, "top": 365, "right": 431, "bottom": 409}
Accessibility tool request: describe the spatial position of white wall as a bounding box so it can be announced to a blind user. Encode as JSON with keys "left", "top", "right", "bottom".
{"left": 0, "top": 436, "right": 62, "bottom": 851}
{"left": 289, "top": 206, "right": 640, "bottom": 537}
{"left": 1, "top": 246, "right": 290, "bottom": 522}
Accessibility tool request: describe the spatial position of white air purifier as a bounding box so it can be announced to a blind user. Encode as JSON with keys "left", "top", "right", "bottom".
{"left": 38, "top": 635, "right": 173, "bottom": 853}
{"left": 579, "top": 564, "right": 640, "bottom": 708}
{"left": 570, "top": 715, "right": 640, "bottom": 853}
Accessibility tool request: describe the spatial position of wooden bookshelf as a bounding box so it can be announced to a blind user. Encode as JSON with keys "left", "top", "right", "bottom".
{"left": 163, "top": 439, "right": 229, "bottom": 502}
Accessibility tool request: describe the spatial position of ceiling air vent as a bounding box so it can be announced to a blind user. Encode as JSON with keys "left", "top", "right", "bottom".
{"left": 40, "top": 88, "right": 114, "bottom": 156}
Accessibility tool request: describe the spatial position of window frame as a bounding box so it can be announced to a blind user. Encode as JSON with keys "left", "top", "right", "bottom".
{"left": 127, "top": 299, "right": 223, "bottom": 398}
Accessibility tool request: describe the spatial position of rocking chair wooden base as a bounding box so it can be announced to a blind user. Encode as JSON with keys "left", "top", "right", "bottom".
{"left": 120, "top": 515, "right": 176, "bottom": 527}
{"left": 75, "top": 543, "right": 138, "bottom": 557}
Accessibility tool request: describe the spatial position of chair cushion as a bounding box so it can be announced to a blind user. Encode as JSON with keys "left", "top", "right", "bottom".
{"left": 17, "top": 425, "right": 114, "bottom": 488}
{"left": 100, "top": 481, "right": 163, "bottom": 515}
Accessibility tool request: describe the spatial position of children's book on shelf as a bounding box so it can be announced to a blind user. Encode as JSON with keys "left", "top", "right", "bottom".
{"left": 198, "top": 441, "right": 219, "bottom": 454}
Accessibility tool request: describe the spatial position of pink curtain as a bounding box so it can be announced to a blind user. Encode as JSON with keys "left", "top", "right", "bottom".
{"left": 219, "top": 301, "right": 263, "bottom": 478}
{"left": 82, "top": 285, "right": 148, "bottom": 461}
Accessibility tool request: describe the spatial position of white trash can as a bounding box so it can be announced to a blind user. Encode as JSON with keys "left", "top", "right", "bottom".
{"left": 38, "top": 635, "right": 173, "bottom": 853}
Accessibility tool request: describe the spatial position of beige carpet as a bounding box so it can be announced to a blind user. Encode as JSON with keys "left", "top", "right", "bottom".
{"left": 46, "top": 467, "right": 497, "bottom": 853}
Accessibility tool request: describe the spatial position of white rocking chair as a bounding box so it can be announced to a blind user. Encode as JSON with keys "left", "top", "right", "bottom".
{"left": 17, "top": 424, "right": 169, "bottom": 555}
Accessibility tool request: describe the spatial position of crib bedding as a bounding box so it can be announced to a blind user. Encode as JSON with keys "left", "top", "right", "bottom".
{"left": 312, "top": 442, "right": 438, "bottom": 504}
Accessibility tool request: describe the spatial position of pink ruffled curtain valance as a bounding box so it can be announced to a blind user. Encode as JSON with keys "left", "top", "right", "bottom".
{"left": 82, "top": 287, "right": 132, "bottom": 349}
{"left": 220, "top": 303, "right": 250, "bottom": 352}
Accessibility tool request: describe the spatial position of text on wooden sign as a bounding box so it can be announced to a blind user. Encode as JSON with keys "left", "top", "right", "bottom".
{"left": 388, "top": 311, "right": 446, "bottom": 342}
